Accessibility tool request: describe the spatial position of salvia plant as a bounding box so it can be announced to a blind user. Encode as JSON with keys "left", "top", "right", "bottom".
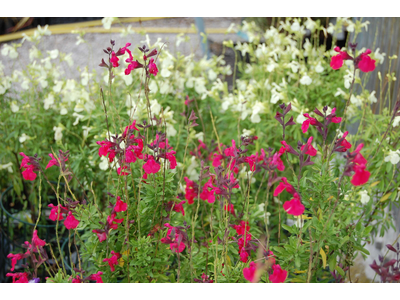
{"left": 2, "top": 17, "right": 400, "bottom": 283}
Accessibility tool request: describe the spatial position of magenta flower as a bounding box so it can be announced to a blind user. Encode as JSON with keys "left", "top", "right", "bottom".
{"left": 301, "top": 113, "right": 318, "bottom": 133}
{"left": 239, "top": 250, "right": 249, "bottom": 263}
{"left": 114, "top": 196, "right": 128, "bottom": 213}
{"left": 89, "top": 271, "right": 104, "bottom": 283}
{"left": 7, "top": 253, "right": 24, "bottom": 271}
{"left": 97, "top": 140, "right": 116, "bottom": 162}
{"left": 283, "top": 196, "right": 305, "bottom": 216}
{"left": 200, "top": 178, "right": 217, "bottom": 204}
{"left": 224, "top": 203, "right": 236, "bottom": 216}
{"left": 110, "top": 51, "right": 119, "bottom": 68}
{"left": 143, "top": 155, "right": 160, "bottom": 174}
{"left": 273, "top": 177, "right": 295, "bottom": 197}
{"left": 19, "top": 153, "right": 38, "bottom": 181}
{"left": 103, "top": 251, "right": 121, "bottom": 272}
{"left": 92, "top": 229, "right": 107, "bottom": 243}
{"left": 358, "top": 49, "right": 376, "bottom": 72}
{"left": 184, "top": 177, "right": 198, "bottom": 205}
{"left": 64, "top": 211, "right": 79, "bottom": 230}
{"left": 117, "top": 166, "right": 130, "bottom": 176}
{"left": 148, "top": 58, "right": 158, "bottom": 76}
{"left": 330, "top": 46, "right": 352, "bottom": 70}
{"left": 269, "top": 264, "right": 288, "bottom": 283}
{"left": 48, "top": 204, "right": 67, "bottom": 221}
{"left": 243, "top": 261, "right": 257, "bottom": 283}
{"left": 160, "top": 223, "right": 187, "bottom": 253}
{"left": 172, "top": 200, "right": 186, "bottom": 216}
{"left": 32, "top": 230, "right": 46, "bottom": 248}
{"left": 6, "top": 272, "right": 29, "bottom": 283}
{"left": 300, "top": 136, "right": 317, "bottom": 156}
{"left": 107, "top": 213, "right": 124, "bottom": 230}
{"left": 166, "top": 150, "right": 177, "bottom": 169}
{"left": 234, "top": 221, "right": 250, "bottom": 236}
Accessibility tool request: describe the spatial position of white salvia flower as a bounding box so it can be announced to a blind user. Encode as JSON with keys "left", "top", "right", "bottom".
{"left": 21, "top": 79, "right": 30, "bottom": 90}
{"left": 63, "top": 54, "right": 73, "bottom": 67}
{"left": 315, "top": 63, "right": 324, "bottom": 73}
{"left": 148, "top": 80, "right": 158, "bottom": 94}
{"left": 208, "top": 69, "right": 217, "bottom": 81}
{"left": 384, "top": 150, "right": 400, "bottom": 165}
{"left": 305, "top": 18, "right": 316, "bottom": 31}
{"left": 120, "top": 25, "right": 135, "bottom": 37}
{"left": 11, "top": 102, "right": 19, "bottom": 113}
{"left": 43, "top": 94, "right": 54, "bottom": 110}
{"left": 288, "top": 61, "right": 300, "bottom": 73}
{"left": 72, "top": 112, "right": 84, "bottom": 126}
{"left": 359, "top": 190, "right": 370, "bottom": 205}
{"left": 0, "top": 162, "right": 13, "bottom": 173}
{"left": 81, "top": 71, "right": 92, "bottom": 86}
{"left": 161, "top": 68, "right": 172, "bottom": 78}
{"left": 374, "top": 48, "right": 386, "bottom": 64}
{"left": 166, "top": 123, "right": 177, "bottom": 137}
{"left": 344, "top": 69, "right": 353, "bottom": 89}
{"left": 346, "top": 21, "right": 355, "bottom": 32}
{"left": 369, "top": 91, "right": 378, "bottom": 103}
{"left": 82, "top": 126, "right": 93, "bottom": 139}
{"left": 150, "top": 99, "right": 161, "bottom": 116}
{"left": 29, "top": 46, "right": 40, "bottom": 61}
{"left": 53, "top": 80, "right": 63, "bottom": 93}
{"left": 242, "top": 128, "right": 254, "bottom": 137}
{"left": 195, "top": 132, "right": 204, "bottom": 141}
{"left": 1, "top": 44, "right": 19, "bottom": 59}
{"left": 393, "top": 116, "right": 400, "bottom": 127}
{"left": 350, "top": 95, "right": 363, "bottom": 107}
{"left": 296, "top": 112, "right": 307, "bottom": 124}
{"left": 291, "top": 21, "right": 300, "bottom": 32}
{"left": 60, "top": 107, "right": 68, "bottom": 115}
{"left": 99, "top": 156, "right": 109, "bottom": 170}
{"left": 37, "top": 25, "right": 51, "bottom": 36}
{"left": 266, "top": 60, "right": 278, "bottom": 72}
{"left": 48, "top": 49, "right": 59, "bottom": 59}
{"left": 300, "top": 74, "right": 312, "bottom": 85}
{"left": 19, "top": 133, "right": 30, "bottom": 143}
{"left": 245, "top": 64, "right": 253, "bottom": 74}
{"left": 336, "top": 129, "right": 344, "bottom": 138}
{"left": 335, "top": 88, "right": 347, "bottom": 97}
{"left": 53, "top": 126, "right": 63, "bottom": 141}
{"left": 270, "top": 88, "right": 283, "bottom": 104}
{"left": 102, "top": 17, "right": 116, "bottom": 30}
{"left": 250, "top": 101, "right": 265, "bottom": 123}
{"left": 236, "top": 80, "right": 247, "bottom": 91}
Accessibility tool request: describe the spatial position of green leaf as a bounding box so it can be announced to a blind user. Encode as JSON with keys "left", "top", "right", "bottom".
{"left": 335, "top": 266, "right": 345, "bottom": 277}
{"left": 339, "top": 236, "right": 349, "bottom": 247}
{"left": 329, "top": 253, "right": 336, "bottom": 271}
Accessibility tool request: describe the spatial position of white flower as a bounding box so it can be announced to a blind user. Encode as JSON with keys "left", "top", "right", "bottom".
{"left": 250, "top": 101, "right": 265, "bottom": 123}
{"left": 194, "top": 78, "right": 207, "bottom": 94}
{"left": 334, "top": 88, "right": 347, "bottom": 97}
{"left": 72, "top": 112, "right": 84, "bottom": 126}
{"left": 336, "top": 129, "right": 344, "bottom": 138}
{"left": 82, "top": 126, "right": 93, "bottom": 139}
{"left": 187, "top": 156, "right": 199, "bottom": 181}
{"left": 120, "top": 25, "right": 135, "bottom": 37}
{"left": 359, "top": 190, "right": 370, "bottom": 205}
{"left": 344, "top": 69, "right": 353, "bottom": 89}
{"left": 53, "top": 126, "right": 63, "bottom": 141}
{"left": 393, "top": 116, "right": 400, "bottom": 127}
{"left": 315, "top": 63, "right": 324, "bottom": 73}
{"left": 208, "top": 69, "right": 217, "bottom": 81}
{"left": 384, "top": 150, "right": 400, "bottom": 165}
{"left": 63, "top": 54, "right": 73, "bottom": 67}
{"left": 166, "top": 123, "right": 177, "bottom": 137}
{"left": 270, "top": 88, "right": 283, "bottom": 104}
{"left": 102, "top": 17, "right": 116, "bottom": 30}
{"left": 1, "top": 44, "right": 18, "bottom": 59}
{"left": 288, "top": 61, "right": 299, "bottom": 73}
{"left": 11, "top": 102, "right": 19, "bottom": 113}
{"left": 47, "top": 49, "right": 59, "bottom": 59}
{"left": 369, "top": 91, "right": 377, "bottom": 103}
{"left": 291, "top": 21, "right": 300, "bottom": 32}
{"left": 150, "top": 99, "right": 161, "bottom": 116}
{"left": 296, "top": 112, "right": 307, "bottom": 124}
{"left": 305, "top": 18, "right": 316, "bottom": 31}
{"left": 350, "top": 95, "right": 363, "bottom": 107}
{"left": 0, "top": 162, "right": 13, "bottom": 173}
{"left": 99, "top": 156, "right": 109, "bottom": 170}
{"left": 346, "top": 22, "right": 355, "bottom": 32}
{"left": 300, "top": 74, "right": 312, "bottom": 85}
{"left": 29, "top": 46, "right": 40, "bottom": 61}
{"left": 81, "top": 71, "right": 92, "bottom": 86}
{"left": 60, "top": 107, "right": 68, "bottom": 115}
{"left": 195, "top": 132, "right": 204, "bottom": 141}
{"left": 242, "top": 128, "right": 254, "bottom": 137}
{"left": 19, "top": 133, "right": 30, "bottom": 143}
{"left": 294, "top": 216, "right": 305, "bottom": 228}
{"left": 160, "top": 68, "right": 172, "bottom": 78}
{"left": 53, "top": 80, "right": 63, "bottom": 93}
{"left": 374, "top": 48, "right": 386, "bottom": 65}
{"left": 43, "top": 94, "right": 54, "bottom": 110}
{"left": 148, "top": 80, "right": 158, "bottom": 94}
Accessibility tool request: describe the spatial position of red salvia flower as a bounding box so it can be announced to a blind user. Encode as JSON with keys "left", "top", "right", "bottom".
{"left": 103, "top": 251, "right": 121, "bottom": 272}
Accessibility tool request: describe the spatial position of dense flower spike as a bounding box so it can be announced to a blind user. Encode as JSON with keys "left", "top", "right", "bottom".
{"left": 269, "top": 264, "right": 288, "bottom": 283}
{"left": 103, "top": 251, "right": 121, "bottom": 272}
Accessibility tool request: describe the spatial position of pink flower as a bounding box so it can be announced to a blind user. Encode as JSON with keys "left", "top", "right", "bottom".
{"left": 358, "top": 49, "right": 376, "bottom": 73}
{"left": 71, "top": 275, "right": 82, "bottom": 283}
{"left": 273, "top": 177, "right": 295, "bottom": 197}
{"left": 6, "top": 272, "right": 29, "bottom": 283}
{"left": 48, "top": 204, "right": 67, "bottom": 221}
{"left": 110, "top": 51, "right": 119, "bottom": 68}
{"left": 103, "top": 251, "right": 121, "bottom": 272}
{"left": 184, "top": 177, "right": 197, "bottom": 205}
{"left": 239, "top": 250, "right": 249, "bottom": 263}
{"left": 7, "top": 253, "right": 24, "bottom": 271}
{"left": 97, "top": 140, "right": 116, "bottom": 162}
{"left": 351, "top": 164, "right": 370, "bottom": 186}
{"left": 234, "top": 221, "right": 250, "bottom": 235}
{"left": 269, "top": 264, "right": 288, "bottom": 283}
{"left": 301, "top": 113, "right": 318, "bottom": 133}
{"left": 64, "top": 211, "right": 79, "bottom": 230}
{"left": 148, "top": 58, "right": 158, "bottom": 76}
{"left": 330, "top": 46, "right": 352, "bottom": 70}
{"left": 173, "top": 200, "right": 186, "bottom": 216}
{"left": 89, "top": 271, "right": 104, "bottom": 283}
{"left": 300, "top": 136, "right": 317, "bottom": 156}
{"left": 143, "top": 155, "right": 160, "bottom": 174}
{"left": 45, "top": 153, "right": 59, "bottom": 169}
{"left": 114, "top": 196, "right": 128, "bottom": 213}
{"left": 92, "top": 229, "right": 107, "bottom": 243}
{"left": 224, "top": 140, "right": 236, "bottom": 157}
{"left": 32, "top": 230, "right": 46, "bottom": 248}
{"left": 107, "top": 213, "right": 124, "bottom": 230}
{"left": 330, "top": 108, "right": 342, "bottom": 123}
{"left": 200, "top": 178, "right": 217, "bottom": 204}
{"left": 243, "top": 261, "right": 257, "bottom": 283}
{"left": 166, "top": 151, "right": 177, "bottom": 169}
{"left": 212, "top": 153, "right": 224, "bottom": 167}
{"left": 161, "top": 223, "right": 186, "bottom": 253}
{"left": 117, "top": 166, "right": 130, "bottom": 176}
{"left": 283, "top": 196, "right": 305, "bottom": 216}
{"left": 22, "top": 165, "right": 37, "bottom": 181}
